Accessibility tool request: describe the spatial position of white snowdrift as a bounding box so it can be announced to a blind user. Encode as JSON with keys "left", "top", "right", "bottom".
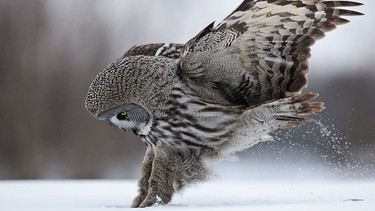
{"left": 0, "top": 180, "right": 374, "bottom": 210}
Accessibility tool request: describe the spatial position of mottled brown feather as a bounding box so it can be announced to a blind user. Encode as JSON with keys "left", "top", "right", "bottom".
{"left": 123, "top": 43, "right": 184, "bottom": 59}
{"left": 180, "top": 0, "right": 363, "bottom": 106}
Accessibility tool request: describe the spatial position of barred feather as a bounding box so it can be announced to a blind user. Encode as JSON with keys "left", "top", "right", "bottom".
{"left": 147, "top": 86, "right": 241, "bottom": 150}
{"left": 143, "top": 81, "right": 324, "bottom": 158}
{"left": 181, "top": 0, "right": 363, "bottom": 106}
{"left": 122, "top": 43, "right": 184, "bottom": 59}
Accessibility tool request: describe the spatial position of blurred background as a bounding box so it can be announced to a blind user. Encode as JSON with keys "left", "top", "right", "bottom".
{"left": 0, "top": 0, "right": 374, "bottom": 180}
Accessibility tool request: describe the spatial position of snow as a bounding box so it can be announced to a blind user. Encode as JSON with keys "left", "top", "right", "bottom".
{"left": 1, "top": 180, "right": 374, "bottom": 210}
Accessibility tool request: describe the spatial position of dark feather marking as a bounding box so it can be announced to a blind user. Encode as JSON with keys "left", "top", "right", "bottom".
{"left": 213, "top": 81, "right": 248, "bottom": 105}
{"left": 324, "top": 1, "right": 363, "bottom": 7}
{"left": 190, "top": 123, "right": 227, "bottom": 134}
{"left": 182, "top": 140, "right": 209, "bottom": 148}
{"left": 223, "top": 0, "right": 257, "bottom": 20}
{"left": 179, "top": 130, "right": 201, "bottom": 141}
{"left": 122, "top": 44, "right": 165, "bottom": 57}
{"left": 198, "top": 104, "right": 241, "bottom": 114}
{"left": 188, "top": 100, "right": 208, "bottom": 106}
{"left": 184, "top": 22, "right": 215, "bottom": 52}
{"left": 276, "top": 116, "right": 305, "bottom": 122}
{"left": 217, "top": 21, "right": 249, "bottom": 34}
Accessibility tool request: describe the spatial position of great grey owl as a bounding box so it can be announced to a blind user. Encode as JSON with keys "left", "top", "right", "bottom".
{"left": 85, "top": 0, "right": 362, "bottom": 207}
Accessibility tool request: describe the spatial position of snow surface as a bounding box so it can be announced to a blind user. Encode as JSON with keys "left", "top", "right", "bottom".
{"left": 1, "top": 180, "right": 374, "bottom": 211}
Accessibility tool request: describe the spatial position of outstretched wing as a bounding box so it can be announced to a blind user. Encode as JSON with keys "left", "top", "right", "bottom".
{"left": 180, "top": 0, "right": 363, "bottom": 106}
{"left": 122, "top": 43, "right": 184, "bottom": 59}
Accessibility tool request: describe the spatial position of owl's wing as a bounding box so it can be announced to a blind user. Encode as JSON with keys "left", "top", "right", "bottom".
{"left": 180, "top": 0, "right": 363, "bottom": 106}
{"left": 122, "top": 43, "right": 184, "bottom": 59}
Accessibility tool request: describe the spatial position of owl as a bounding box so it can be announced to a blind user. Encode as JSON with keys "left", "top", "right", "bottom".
{"left": 85, "top": 0, "right": 362, "bottom": 208}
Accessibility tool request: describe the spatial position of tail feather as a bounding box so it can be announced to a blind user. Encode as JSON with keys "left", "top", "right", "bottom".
{"left": 242, "top": 92, "right": 325, "bottom": 130}
{"left": 225, "top": 92, "right": 324, "bottom": 155}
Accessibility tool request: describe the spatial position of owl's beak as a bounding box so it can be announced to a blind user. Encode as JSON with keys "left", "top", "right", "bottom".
{"left": 119, "top": 127, "right": 132, "bottom": 133}
{"left": 105, "top": 120, "right": 116, "bottom": 128}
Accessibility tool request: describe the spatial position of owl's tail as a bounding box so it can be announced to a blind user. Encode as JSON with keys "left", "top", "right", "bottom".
{"left": 219, "top": 92, "right": 324, "bottom": 157}
{"left": 241, "top": 92, "right": 325, "bottom": 129}
{"left": 232, "top": 92, "right": 324, "bottom": 154}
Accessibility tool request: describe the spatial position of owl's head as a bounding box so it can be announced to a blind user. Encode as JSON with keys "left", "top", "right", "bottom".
{"left": 85, "top": 56, "right": 178, "bottom": 135}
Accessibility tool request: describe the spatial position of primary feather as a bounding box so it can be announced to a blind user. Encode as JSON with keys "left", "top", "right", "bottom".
{"left": 180, "top": 0, "right": 363, "bottom": 105}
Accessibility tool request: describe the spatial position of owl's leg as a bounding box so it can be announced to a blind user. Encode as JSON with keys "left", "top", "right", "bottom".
{"left": 138, "top": 146, "right": 176, "bottom": 208}
{"left": 131, "top": 147, "right": 155, "bottom": 208}
{"left": 173, "top": 148, "right": 211, "bottom": 191}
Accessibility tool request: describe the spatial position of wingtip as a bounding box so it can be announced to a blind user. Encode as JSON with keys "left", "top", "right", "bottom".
{"left": 332, "top": 1, "right": 364, "bottom": 7}
{"left": 348, "top": 1, "right": 364, "bottom": 7}
{"left": 335, "top": 1, "right": 365, "bottom": 15}
{"left": 355, "top": 11, "right": 365, "bottom": 16}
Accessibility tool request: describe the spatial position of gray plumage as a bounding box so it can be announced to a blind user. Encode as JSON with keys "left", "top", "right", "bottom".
{"left": 85, "top": 0, "right": 362, "bottom": 207}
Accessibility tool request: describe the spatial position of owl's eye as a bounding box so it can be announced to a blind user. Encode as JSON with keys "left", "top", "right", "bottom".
{"left": 116, "top": 111, "right": 127, "bottom": 120}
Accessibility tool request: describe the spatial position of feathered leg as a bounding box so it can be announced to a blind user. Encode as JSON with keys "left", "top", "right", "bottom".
{"left": 134, "top": 145, "right": 211, "bottom": 208}
{"left": 131, "top": 147, "right": 155, "bottom": 208}
{"left": 137, "top": 146, "right": 176, "bottom": 208}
